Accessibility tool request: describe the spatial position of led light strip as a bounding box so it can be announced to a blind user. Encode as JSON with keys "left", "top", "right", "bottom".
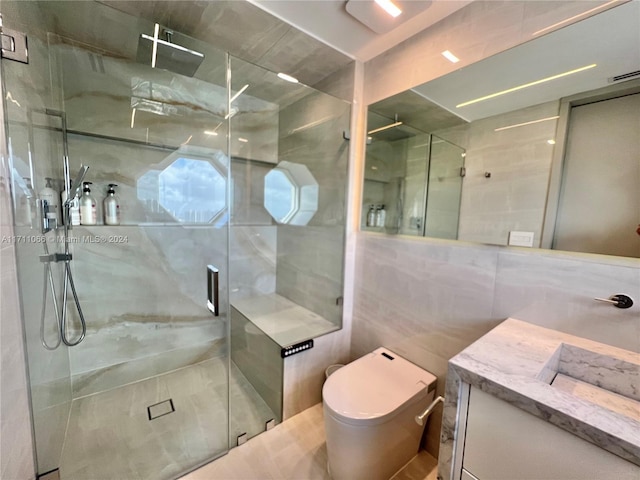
{"left": 142, "top": 32, "right": 205, "bottom": 58}
{"left": 532, "top": 0, "right": 620, "bottom": 36}
{"left": 494, "top": 115, "right": 560, "bottom": 132}
{"left": 456, "top": 64, "right": 597, "bottom": 108}
{"left": 151, "top": 24, "right": 160, "bottom": 68}
{"left": 367, "top": 121, "right": 403, "bottom": 135}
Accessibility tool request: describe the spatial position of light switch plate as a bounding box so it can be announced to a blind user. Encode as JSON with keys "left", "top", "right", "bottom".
{"left": 508, "top": 231, "right": 535, "bottom": 247}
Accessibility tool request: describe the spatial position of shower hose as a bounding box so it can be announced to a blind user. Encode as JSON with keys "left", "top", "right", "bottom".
{"left": 39, "top": 203, "right": 87, "bottom": 349}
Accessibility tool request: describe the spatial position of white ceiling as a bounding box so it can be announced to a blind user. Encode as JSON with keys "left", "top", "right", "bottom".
{"left": 247, "top": 0, "right": 473, "bottom": 61}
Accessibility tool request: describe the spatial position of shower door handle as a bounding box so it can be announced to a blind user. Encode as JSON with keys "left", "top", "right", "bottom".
{"left": 207, "top": 265, "right": 219, "bottom": 316}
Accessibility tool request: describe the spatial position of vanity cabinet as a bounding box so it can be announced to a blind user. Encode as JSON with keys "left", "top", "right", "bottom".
{"left": 458, "top": 387, "right": 638, "bottom": 480}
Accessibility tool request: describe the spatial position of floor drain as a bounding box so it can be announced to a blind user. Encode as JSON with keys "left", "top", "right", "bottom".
{"left": 147, "top": 399, "right": 175, "bottom": 420}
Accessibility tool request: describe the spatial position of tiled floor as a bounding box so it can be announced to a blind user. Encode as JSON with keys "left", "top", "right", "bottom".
{"left": 57, "top": 358, "right": 276, "bottom": 480}
{"left": 181, "top": 403, "right": 439, "bottom": 480}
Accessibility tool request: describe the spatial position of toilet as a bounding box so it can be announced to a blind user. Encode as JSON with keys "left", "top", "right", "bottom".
{"left": 322, "top": 347, "right": 437, "bottom": 480}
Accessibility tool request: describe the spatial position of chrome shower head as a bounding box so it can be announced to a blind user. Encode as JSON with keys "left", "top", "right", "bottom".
{"left": 65, "top": 165, "right": 89, "bottom": 205}
{"left": 136, "top": 27, "right": 204, "bottom": 77}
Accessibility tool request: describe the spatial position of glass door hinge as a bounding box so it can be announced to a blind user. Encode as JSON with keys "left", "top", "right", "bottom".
{"left": 1, "top": 27, "right": 28, "bottom": 64}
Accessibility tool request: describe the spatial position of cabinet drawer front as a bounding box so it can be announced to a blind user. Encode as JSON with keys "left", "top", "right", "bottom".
{"left": 463, "top": 387, "right": 639, "bottom": 480}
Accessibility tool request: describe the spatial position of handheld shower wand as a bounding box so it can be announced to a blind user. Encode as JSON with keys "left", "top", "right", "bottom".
{"left": 65, "top": 165, "right": 89, "bottom": 205}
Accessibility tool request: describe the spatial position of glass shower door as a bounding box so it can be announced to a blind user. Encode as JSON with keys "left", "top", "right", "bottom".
{"left": 2, "top": 3, "right": 230, "bottom": 478}
{"left": 424, "top": 135, "right": 465, "bottom": 239}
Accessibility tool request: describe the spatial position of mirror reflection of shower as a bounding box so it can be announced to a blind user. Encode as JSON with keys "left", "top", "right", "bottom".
{"left": 30, "top": 108, "right": 88, "bottom": 349}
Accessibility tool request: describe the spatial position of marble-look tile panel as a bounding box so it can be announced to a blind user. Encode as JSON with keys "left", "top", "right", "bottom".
{"left": 457, "top": 102, "right": 559, "bottom": 246}
{"left": 99, "top": 1, "right": 291, "bottom": 70}
{"left": 229, "top": 226, "right": 276, "bottom": 300}
{"left": 312, "top": 61, "right": 355, "bottom": 103}
{"left": 71, "top": 339, "right": 224, "bottom": 399}
{"left": 254, "top": 27, "right": 353, "bottom": 89}
{"left": 66, "top": 225, "right": 228, "bottom": 378}
{"left": 231, "top": 307, "right": 283, "bottom": 424}
{"left": 276, "top": 226, "right": 344, "bottom": 328}
{"left": 493, "top": 249, "right": 640, "bottom": 352}
{"left": 351, "top": 233, "right": 501, "bottom": 457}
{"left": 282, "top": 329, "right": 350, "bottom": 420}
{"left": 230, "top": 162, "right": 275, "bottom": 227}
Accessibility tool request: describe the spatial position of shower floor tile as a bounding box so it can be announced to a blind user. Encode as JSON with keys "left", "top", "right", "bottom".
{"left": 58, "top": 358, "right": 276, "bottom": 480}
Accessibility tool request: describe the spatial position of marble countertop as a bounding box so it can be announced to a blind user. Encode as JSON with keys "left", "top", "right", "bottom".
{"left": 438, "top": 318, "right": 640, "bottom": 479}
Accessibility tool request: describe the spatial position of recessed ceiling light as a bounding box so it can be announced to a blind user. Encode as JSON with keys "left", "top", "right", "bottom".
{"left": 374, "top": 0, "right": 402, "bottom": 18}
{"left": 204, "top": 130, "right": 218, "bottom": 136}
{"left": 547, "top": 139, "right": 556, "bottom": 145}
{"left": 456, "top": 64, "right": 597, "bottom": 108}
{"left": 238, "top": 137, "right": 249, "bottom": 143}
{"left": 494, "top": 116, "right": 560, "bottom": 132}
{"left": 442, "top": 50, "right": 460, "bottom": 63}
{"left": 277, "top": 73, "right": 299, "bottom": 83}
{"left": 230, "top": 84, "right": 249, "bottom": 103}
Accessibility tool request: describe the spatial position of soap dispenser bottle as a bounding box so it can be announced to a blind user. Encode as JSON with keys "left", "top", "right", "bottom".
{"left": 62, "top": 178, "right": 81, "bottom": 226}
{"left": 366, "top": 205, "right": 376, "bottom": 227}
{"left": 79, "top": 181, "right": 97, "bottom": 225}
{"left": 376, "top": 204, "right": 386, "bottom": 228}
{"left": 103, "top": 184, "right": 120, "bottom": 225}
{"left": 39, "top": 177, "right": 59, "bottom": 225}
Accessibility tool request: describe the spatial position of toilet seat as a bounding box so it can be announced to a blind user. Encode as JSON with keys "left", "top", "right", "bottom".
{"left": 322, "top": 347, "right": 436, "bottom": 426}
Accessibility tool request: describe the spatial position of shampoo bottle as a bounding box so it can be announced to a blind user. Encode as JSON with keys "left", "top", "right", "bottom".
{"left": 103, "top": 184, "right": 120, "bottom": 225}
{"left": 79, "top": 181, "right": 97, "bottom": 225}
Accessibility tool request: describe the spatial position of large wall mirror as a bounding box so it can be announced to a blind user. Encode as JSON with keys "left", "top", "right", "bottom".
{"left": 363, "top": 1, "right": 640, "bottom": 258}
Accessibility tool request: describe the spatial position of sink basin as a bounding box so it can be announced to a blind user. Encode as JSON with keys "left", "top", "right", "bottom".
{"left": 544, "top": 344, "right": 640, "bottom": 422}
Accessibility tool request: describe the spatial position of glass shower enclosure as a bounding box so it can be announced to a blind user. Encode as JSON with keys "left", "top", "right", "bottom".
{"left": 1, "top": 1, "right": 349, "bottom": 479}
{"left": 363, "top": 110, "right": 465, "bottom": 238}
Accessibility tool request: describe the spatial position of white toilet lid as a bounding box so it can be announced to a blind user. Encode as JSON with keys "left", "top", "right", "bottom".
{"left": 322, "top": 348, "right": 436, "bottom": 426}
